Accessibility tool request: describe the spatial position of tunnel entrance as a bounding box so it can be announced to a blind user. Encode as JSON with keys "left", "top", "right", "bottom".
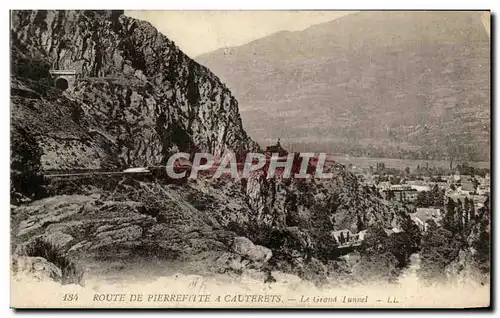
{"left": 49, "top": 70, "right": 76, "bottom": 91}
{"left": 55, "top": 78, "right": 69, "bottom": 90}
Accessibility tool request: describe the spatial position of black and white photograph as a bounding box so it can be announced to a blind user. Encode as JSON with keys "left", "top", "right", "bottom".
{"left": 9, "top": 9, "right": 491, "bottom": 308}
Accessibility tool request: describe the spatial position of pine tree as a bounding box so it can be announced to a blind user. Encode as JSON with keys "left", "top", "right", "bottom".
{"left": 472, "top": 197, "right": 479, "bottom": 221}
{"left": 467, "top": 197, "right": 474, "bottom": 224}
{"left": 463, "top": 198, "right": 470, "bottom": 228}
{"left": 456, "top": 199, "right": 463, "bottom": 232}
{"left": 431, "top": 184, "right": 442, "bottom": 207}
{"left": 444, "top": 199, "right": 456, "bottom": 232}
{"left": 471, "top": 196, "right": 490, "bottom": 275}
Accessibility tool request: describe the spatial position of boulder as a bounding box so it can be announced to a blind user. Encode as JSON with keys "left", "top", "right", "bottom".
{"left": 15, "top": 256, "right": 62, "bottom": 282}
{"left": 231, "top": 236, "right": 272, "bottom": 263}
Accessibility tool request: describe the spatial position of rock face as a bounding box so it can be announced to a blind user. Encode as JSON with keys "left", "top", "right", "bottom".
{"left": 10, "top": 181, "right": 274, "bottom": 281}
{"left": 12, "top": 189, "right": 227, "bottom": 260}
{"left": 11, "top": 10, "right": 258, "bottom": 170}
{"left": 184, "top": 166, "right": 410, "bottom": 265}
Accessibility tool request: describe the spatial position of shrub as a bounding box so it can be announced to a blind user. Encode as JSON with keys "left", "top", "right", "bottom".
{"left": 10, "top": 127, "right": 46, "bottom": 203}
{"left": 418, "top": 223, "right": 461, "bottom": 283}
{"left": 24, "top": 238, "right": 84, "bottom": 285}
{"left": 354, "top": 226, "right": 400, "bottom": 283}
{"left": 11, "top": 48, "right": 51, "bottom": 83}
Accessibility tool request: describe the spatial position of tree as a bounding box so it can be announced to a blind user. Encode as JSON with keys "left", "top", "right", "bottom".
{"left": 430, "top": 184, "right": 444, "bottom": 208}
{"left": 472, "top": 178, "right": 480, "bottom": 193}
{"left": 355, "top": 227, "right": 399, "bottom": 283}
{"left": 471, "top": 197, "right": 490, "bottom": 275}
{"left": 388, "top": 232, "right": 414, "bottom": 268}
{"left": 420, "top": 196, "right": 489, "bottom": 285}
{"left": 386, "top": 190, "right": 395, "bottom": 201}
{"left": 468, "top": 197, "right": 476, "bottom": 221}
{"left": 416, "top": 186, "right": 444, "bottom": 208}
{"left": 401, "top": 215, "right": 422, "bottom": 252}
{"left": 390, "top": 176, "right": 401, "bottom": 185}
{"left": 416, "top": 191, "right": 430, "bottom": 207}
{"left": 455, "top": 199, "right": 464, "bottom": 232}
{"left": 443, "top": 199, "right": 456, "bottom": 232}
{"left": 463, "top": 198, "right": 470, "bottom": 228}
{"left": 10, "top": 128, "right": 45, "bottom": 203}
{"left": 418, "top": 224, "right": 462, "bottom": 283}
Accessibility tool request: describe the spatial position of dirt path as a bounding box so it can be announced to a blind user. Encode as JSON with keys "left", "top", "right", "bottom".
{"left": 398, "top": 253, "right": 421, "bottom": 286}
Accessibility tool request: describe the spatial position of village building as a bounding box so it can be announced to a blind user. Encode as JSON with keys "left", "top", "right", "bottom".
{"left": 264, "top": 139, "right": 288, "bottom": 157}
{"left": 384, "top": 227, "right": 403, "bottom": 236}
{"left": 410, "top": 207, "right": 442, "bottom": 232}
{"left": 477, "top": 185, "right": 490, "bottom": 196}
{"left": 411, "top": 216, "right": 428, "bottom": 232}
{"left": 331, "top": 229, "right": 367, "bottom": 248}
{"left": 381, "top": 184, "right": 417, "bottom": 203}
{"left": 406, "top": 180, "right": 432, "bottom": 192}
{"left": 458, "top": 182, "right": 476, "bottom": 196}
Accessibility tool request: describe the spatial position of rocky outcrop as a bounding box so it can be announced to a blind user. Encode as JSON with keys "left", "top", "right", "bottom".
{"left": 11, "top": 10, "right": 258, "bottom": 170}
{"left": 13, "top": 191, "right": 226, "bottom": 260}
{"left": 232, "top": 236, "right": 272, "bottom": 264}
{"left": 14, "top": 195, "right": 154, "bottom": 255}
{"left": 14, "top": 256, "right": 63, "bottom": 282}
{"left": 16, "top": 195, "right": 95, "bottom": 236}
{"left": 184, "top": 166, "right": 408, "bottom": 266}
{"left": 11, "top": 180, "right": 280, "bottom": 283}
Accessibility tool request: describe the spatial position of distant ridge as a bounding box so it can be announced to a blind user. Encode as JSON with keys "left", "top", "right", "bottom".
{"left": 197, "top": 11, "right": 490, "bottom": 161}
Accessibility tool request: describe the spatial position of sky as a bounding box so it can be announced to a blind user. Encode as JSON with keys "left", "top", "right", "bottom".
{"left": 126, "top": 11, "right": 356, "bottom": 57}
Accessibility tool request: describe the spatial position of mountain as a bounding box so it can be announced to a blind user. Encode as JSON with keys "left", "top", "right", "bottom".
{"left": 11, "top": 10, "right": 258, "bottom": 171}
{"left": 197, "top": 11, "right": 490, "bottom": 162}
{"left": 10, "top": 10, "right": 419, "bottom": 287}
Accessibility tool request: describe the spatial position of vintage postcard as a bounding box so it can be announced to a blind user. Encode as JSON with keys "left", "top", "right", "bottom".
{"left": 10, "top": 10, "right": 491, "bottom": 308}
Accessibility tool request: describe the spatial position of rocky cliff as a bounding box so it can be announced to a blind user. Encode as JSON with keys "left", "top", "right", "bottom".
{"left": 11, "top": 10, "right": 258, "bottom": 170}
{"left": 185, "top": 167, "right": 410, "bottom": 269}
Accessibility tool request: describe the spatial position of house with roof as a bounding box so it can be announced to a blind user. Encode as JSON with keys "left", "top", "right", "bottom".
{"left": 331, "top": 229, "right": 367, "bottom": 248}
{"left": 265, "top": 139, "right": 288, "bottom": 156}
{"left": 458, "top": 182, "right": 476, "bottom": 196}
{"left": 477, "top": 185, "right": 490, "bottom": 196}
{"left": 406, "top": 180, "right": 431, "bottom": 192}
{"left": 410, "top": 207, "right": 442, "bottom": 232}
{"left": 410, "top": 216, "right": 428, "bottom": 232}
